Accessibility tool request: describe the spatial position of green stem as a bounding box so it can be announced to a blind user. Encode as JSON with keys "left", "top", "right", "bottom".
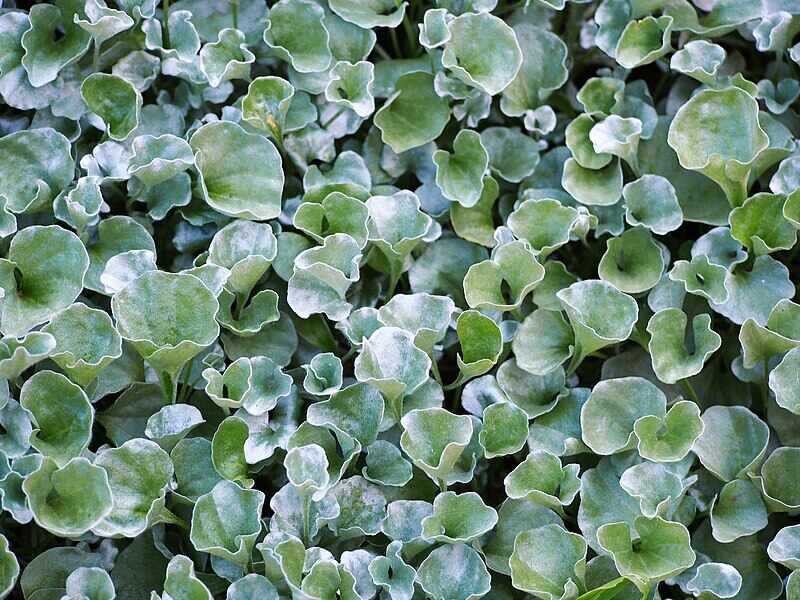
{"left": 320, "top": 107, "right": 346, "bottom": 129}
{"left": 680, "top": 379, "right": 699, "bottom": 404}
{"left": 565, "top": 343, "right": 585, "bottom": 377}
{"left": 302, "top": 494, "right": 312, "bottom": 546}
{"left": 92, "top": 41, "right": 101, "bottom": 72}
{"left": 157, "top": 368, "right": 181, "bottom": 404}
{"left": 159, "top": 508, "right": 189, "bottom": 531}
{"left": 231, "top": 0, "right": 239, "bottom": 30}
{"left": 374, "top": 43, "right": 392, "bottom": 61}
{"left": 162, "top": 0, "right": 171, "bottom": 49}
{"left": 398, "top": 3, "right": 417, "bottom": 56}
{"left": 430, "top": 356, "right": 443, "bottom": 386}
{"left": 438, "top": 479, "right": 447, "bottom": 493}
{"left": 761, "top": 358, "right": 770, "bottom": 405}
{"left": 443, "top": 374, "right": 464, "bottom": 391}
{"left": 389, "top": 27, "right": 402, "bottom": 57}
{"left": 385, "top": 267, "right": 402, "bottom": 302}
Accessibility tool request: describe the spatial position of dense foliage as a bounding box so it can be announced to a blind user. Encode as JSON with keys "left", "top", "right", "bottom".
{"left": 2, "top": 0, "right": 800, "bottom": 598}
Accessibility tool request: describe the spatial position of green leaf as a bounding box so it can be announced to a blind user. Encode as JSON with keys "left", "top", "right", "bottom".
{"left": 23, "top": 457, "right": 113, "bottom": 537}
{"left": 508, "top": 198, "right": 580, "bottom": 258}
{"left": 323, "top": 475, "right": 386, "bottom": 538}
{"left": 288, "top": 233, "right": 362, "bottom": 321}
{"left": 421, "top": 491, "right": 497, "bottom": 543}
{"left": 0, "top": 535, "right": 19, "bottom": 600}
{"left": 21, "top": 0, "right": 91, "bottom": 87}
{"left": 581, "top": 377, "right": 666, "bottom": 455}
{"left": 128, "top": 134, "right": 194, "bottom": 188}
{"left": 670, "top": 40, "right": 726, "bottom": 86}
{"left": 770, "top": 347, "right": 800, "bottom": 415}
{"left": 710, "top": 479, "right": 768, "bottom": 543}
{"left": 303, "top": 352, "right": 344, "bottom": 396}
{"left": 501, "top": 23, "right": 568, "bottom": 115}
{"left": 19, "top": 546, "right": 105, "bottom": 600}
{"left": 325, "top": 60, "right": 375, "bottom": 118}
{"left": 171, "top": 437, "right": 222, "bottom": 500}
{"left": 482, "top": 497, "right": 562, "bottom": 575}
{"left": 294, "top": 193, "right": 369, "bottom": 249}
{"left": 163, "top": 555, "right": 214, "bottom": 600}
{"left": 0, "top": 331, "right": 56, "bottom": 381}
{"left": 667, "top": 87, "right": 769, "bottom": 207}
{"left": 692, "top": 406, "right": 770, "bottom": 482}
{"left": 614, "top": 16, "right": 672, "bottom": 69}
{"left": 729, "top": 192, "right": 796, "bottom": 255}
{"left": 686, "top": 563, "right": 742, "bottom": 600}
{"left": 93, "top": 438, "right": 173, "bottom": 537}
{"left": 0, "top": 225, "right": 89, "bottom": 337}
{"left": 479, "top": 401, "right": 529, "bottom": 459}
{"left": 306, "top": 382, "right": 384, "bottom": 446}
{"left": 709, "top": 255, "right": 795, "bottom": 325}
{"left": 433, "top": 129, "right": 488, "bottom": 208}
{"left": 81, "top": 73, "right": 142, "bottom": 141}
{"left": 145, "top": 403, "right": 205, "bottom": 451}
{"left": 20, "top": 370, "right": 93, "bottom": 467}
{"left": 374, "top": 72, "right": 450, "bottom": 154}
{"left": 768, "top": 525, "right": 800, "bottom": 570}
{"left": 241, "top": 76, "right": 295, "bottom": 142}
{"left": 112, "top": 270, "right": 219, "bottom": 388}
{"left": 369, "top": 540, "right": 415, "bottom": 600}
{"left": 43, "top": 303, "right": 122, "bottom": 386}
{"left": 212, "top": 416, "right": 252, "bottom": 487}
{"left": 463, "top": 240, "right": 545, "bottom": 311}
{"left": 264, "top": 0, "right": 332, "bottom": 73}
{"left": 510, "top": 524, "right": 587, "bottom": 600}
{"left": 329, "top": 0, "right": 407, "bottom": 28}
{"left": 190, "top": 480, "right": 265, "bottom": 568}
{"left": 416, "top": 544, "right": 491, "bottom": 600}
{"left": 622, "top": 175, "right": 683, "bottom": 235}
{"left": 377, "top": 292, "right": 455, "bottom": 356}
{"left": 355, "top": 326, "right": 430, "bottom": 415}
{"left": 442, "top": 12, "right": 522, "bottom": 96}
{"left": 190, "top": 121, "right": 284, "bottom": 220}
{"left": 557, "top": 280, "right": 638, "bottom": 366}
{"left": 598, "top": 226, "right": 664, "bottom": 294}
{"left": 597, "top": 516, "right": 695, "bottom": 589}
{"left": 634, "top": 400, "right": 704, "bottom": 463}
{"left": 481, "top": 127, "right": 540, "bottom": 183}
{"left": 562, "top": 157, "right": 623, "bottom": 207}
{"left": 589, "top": 116, "right": 642, "bottom": 172}
{"left": 668, "top": 256, "right": 729, "bottom": 304}
{"left": 0, "top": 128, "right": 74, "bottom": 214}
{"left": 512, "top": 309, "right": 574, "bottom": 376}
{"left": 759, "top": 446, "right": 800, "bottom": 511}
{"left": 454, "top": 310, "right": 502, "bottom": 385}
{"left": 619, "top": 461, "right": 684, "bottom": 519}
{"left": 400, "top": 407, "right": 473, "bottom": 486}
{"left": 646, "top": 309, "right": 721, "bottom": 384}
{"left": 199, "top": 27, "right": 254, "bottom": 87}
{"left": 497, "top": 358, "right": 565, "bottom": 419}
{"left": 363, "top": 440, "right": 413, "bottom": 487}
{"left": 567, "top": 114, "right": 613, "bottom": 171}
{"left": 504, "top": 450, "right": 581, "bottom": 511}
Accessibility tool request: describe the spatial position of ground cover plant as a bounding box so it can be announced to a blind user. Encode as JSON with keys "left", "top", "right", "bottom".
{"left": 2, "top": 0, "right": 800, "bottom": 598}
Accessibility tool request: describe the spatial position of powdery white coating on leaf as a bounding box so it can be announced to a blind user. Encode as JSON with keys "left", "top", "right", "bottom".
{"left": 3, "top": 3, "right": 800, "bottom": 599}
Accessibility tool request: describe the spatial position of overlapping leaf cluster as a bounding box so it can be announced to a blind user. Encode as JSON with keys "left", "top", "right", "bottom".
{"left": 2, "top": 0, "right": 800, "bottom": 598}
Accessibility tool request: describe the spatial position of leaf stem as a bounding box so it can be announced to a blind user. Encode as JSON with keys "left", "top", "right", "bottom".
{"left": 761, "top": 358, "right": 770, "bottom": 405}
{"left": 430, "top": 356, "right": 443, "bottom": 386}
{"left": 680, "top": 379, "right": 699, "bottom": 404}
{"left": 162, "top": 0, "right": 171, "bottom": 49}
